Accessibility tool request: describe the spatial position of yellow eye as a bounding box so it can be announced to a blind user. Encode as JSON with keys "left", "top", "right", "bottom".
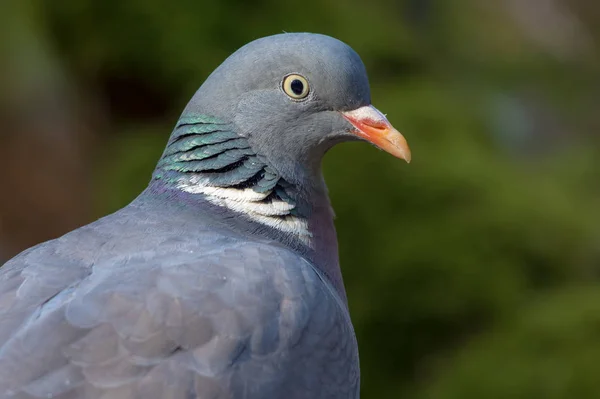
{"left": 282, "top": 74, "right": 310, "bottom": 100}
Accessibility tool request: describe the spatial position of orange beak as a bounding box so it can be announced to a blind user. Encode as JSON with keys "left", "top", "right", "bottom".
{"left": 341, "top": 105, "right": 411, "bottom": 163}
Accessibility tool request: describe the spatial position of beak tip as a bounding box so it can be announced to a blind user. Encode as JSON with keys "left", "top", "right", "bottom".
{"left": 403, "top": 148, "right": 412, "bottom": 163}
{"left": 391, "top": 134, "right": 411, "bottom": 164}
{"left": 398, "top": 151, "right": 411, "bottom": 164}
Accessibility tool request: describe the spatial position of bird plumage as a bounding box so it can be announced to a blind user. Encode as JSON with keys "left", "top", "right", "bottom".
{"left": 0, "top": 32, "right": 410, "bottom": 398}
{"left": 0, "top": 197, "right": 358, "bottom": 398}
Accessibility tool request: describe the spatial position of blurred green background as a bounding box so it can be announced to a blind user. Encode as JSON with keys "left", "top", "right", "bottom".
{"left": 1, "top": 1, "right": 599, "bottom": 398}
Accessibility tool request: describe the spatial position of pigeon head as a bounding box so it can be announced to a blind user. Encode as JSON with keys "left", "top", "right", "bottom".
{"left": 152, "top": 33, "right": 410, "bottom": 251}
{"left": 181, "top": 33, "right": 410, "bottom": 184}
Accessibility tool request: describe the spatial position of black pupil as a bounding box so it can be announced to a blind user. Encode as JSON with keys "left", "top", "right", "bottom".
{"left": 290, "top": 79, "right": 304, "bottom": 95}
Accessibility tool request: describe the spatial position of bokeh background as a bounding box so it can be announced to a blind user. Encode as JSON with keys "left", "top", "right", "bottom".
{"left": 1, "top": 1, "right": 600, "bottom": 397}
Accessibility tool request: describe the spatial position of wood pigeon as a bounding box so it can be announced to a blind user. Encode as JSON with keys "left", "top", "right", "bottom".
{"left": 0, "top": 33, "right": 410, "bottom": 399}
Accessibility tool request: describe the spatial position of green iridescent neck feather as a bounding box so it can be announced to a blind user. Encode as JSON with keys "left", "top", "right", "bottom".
{"left": 153, "top": 114, "right": 300, "bottom": 219}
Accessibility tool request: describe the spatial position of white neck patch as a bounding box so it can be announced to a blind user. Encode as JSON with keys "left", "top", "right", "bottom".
{"left": 177, "top": 175, "right": 312, "bottom": 245}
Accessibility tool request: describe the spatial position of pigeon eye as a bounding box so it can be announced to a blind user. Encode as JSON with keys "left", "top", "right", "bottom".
{"left": 282, "top": 74, "right": 309, "bottom": 100}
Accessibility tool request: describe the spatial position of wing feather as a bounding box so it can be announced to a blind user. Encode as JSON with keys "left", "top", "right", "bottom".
{"left": 0, "top": 218, "right": 358, "bottom": 398}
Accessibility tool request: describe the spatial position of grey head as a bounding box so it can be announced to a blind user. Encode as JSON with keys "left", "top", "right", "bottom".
{"left": 181, "top": 33, "right": 409, "bottom": 184}
{"left": 150, "top": 33, "right": 410, "bottom": 284}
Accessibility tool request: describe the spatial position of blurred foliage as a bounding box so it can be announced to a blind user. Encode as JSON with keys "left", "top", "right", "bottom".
{"left": 418, "top": 287, "right": 600, "bottom": 399}
{"left": 2, "top": 0, "right": 600, "bottom": 397}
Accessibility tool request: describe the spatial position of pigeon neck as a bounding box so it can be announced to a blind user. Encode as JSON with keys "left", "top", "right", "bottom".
{"left": 151, "top": 114, "right": 346, "bottom": 301}
{"left": 153, "top": 114, "right": 312, "bottom": 243}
